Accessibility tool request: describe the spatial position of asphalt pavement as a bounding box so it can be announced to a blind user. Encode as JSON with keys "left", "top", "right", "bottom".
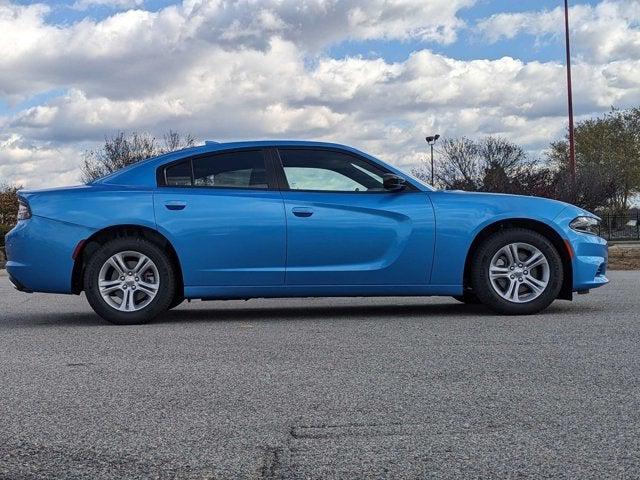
{"left": 0, "top": 271, "right": 639, "bottom": 479}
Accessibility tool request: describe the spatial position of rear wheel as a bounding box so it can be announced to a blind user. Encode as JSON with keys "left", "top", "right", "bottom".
{"left": 471, "top": 228, "right": 563, "bottom": 315}
{"left": 84, "top": 237, "right": 176, "bottom": 324}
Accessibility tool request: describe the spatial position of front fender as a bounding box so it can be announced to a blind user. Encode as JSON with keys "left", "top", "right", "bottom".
{"left": 428, "top": 191, "right": 569, "bottom": 286}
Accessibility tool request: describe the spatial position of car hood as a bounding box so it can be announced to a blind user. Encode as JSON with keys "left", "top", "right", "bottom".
{"left": 441, "top": 189, "right": 568, "bottom": 205}
{"left": 433, "top": 189, "right": 595, "bottom": 221}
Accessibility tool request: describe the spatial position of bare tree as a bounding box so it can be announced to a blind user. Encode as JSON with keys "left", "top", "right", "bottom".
{"left": 479, "top": 136, "right": 528, "bottom": 193}
{"left": 163, "top": 130, "right": 197, "bottom": 153}
{"left": 81, "top": 130, "right": 197, "bottom": 183}
{"left": 436, "top": 137, "right": 481, "bottom": 190}
{"left": 414, "top": 136, "right": 533, "bottom": 192}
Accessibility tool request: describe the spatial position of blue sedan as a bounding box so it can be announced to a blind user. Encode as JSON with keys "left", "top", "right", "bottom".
{"left": 5, "top": 141, "right": 608, "bottom": 324}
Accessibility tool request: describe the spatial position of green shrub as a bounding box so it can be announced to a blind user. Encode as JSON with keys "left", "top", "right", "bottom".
{"left": 0, "top": 224, "right": 12, "bottom": 248}
{"left": 0, "top": 185, "right": 18, "bottom": 248}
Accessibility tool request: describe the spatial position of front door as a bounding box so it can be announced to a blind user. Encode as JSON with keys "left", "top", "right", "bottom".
{"left": 154, "top": 149, "right": 286, "bottom": 287}
{"left": 275, "top": 148, "right": 435, "bottom": 286}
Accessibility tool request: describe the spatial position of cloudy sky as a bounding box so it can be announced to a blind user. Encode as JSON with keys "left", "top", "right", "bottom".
{"left": 1, "top": 0, "right": 639, "bottom": 188}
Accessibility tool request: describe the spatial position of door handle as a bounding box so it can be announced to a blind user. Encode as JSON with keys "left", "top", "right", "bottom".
{"left": 165, "top": 201, "right": 186, "bottom": 211}
{"left": 292, "top": 207, "right": 314, "bottom": 218}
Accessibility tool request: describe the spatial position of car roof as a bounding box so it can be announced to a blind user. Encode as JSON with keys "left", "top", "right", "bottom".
{"left": 93, "top": 140, "right": 361, "bottom": 186}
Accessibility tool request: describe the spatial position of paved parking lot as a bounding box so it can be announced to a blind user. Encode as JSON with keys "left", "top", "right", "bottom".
{"left": 0, "top": 271, "right": 639, "bottom": 479}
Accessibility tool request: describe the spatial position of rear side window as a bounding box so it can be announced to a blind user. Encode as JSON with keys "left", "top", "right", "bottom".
{"left": 161, "top": 150, "right": 269, "bottom": 189}
{"left": 165, "top": 160, "right": 192, "bottom": 186}
{"left": 193, "top": 151, "right": 268, "bottom": 189}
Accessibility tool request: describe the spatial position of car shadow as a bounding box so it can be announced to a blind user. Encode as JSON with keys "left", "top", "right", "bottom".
{"left": 0, "top": 299, "right": 596, "bottom": 328}
{"left": 158, "top": 301, "right": 490, "bottom": 324}
{"left": 157, "top": 299, "right": 586, "bottom": 324}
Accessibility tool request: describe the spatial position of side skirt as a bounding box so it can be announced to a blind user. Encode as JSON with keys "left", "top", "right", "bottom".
{"left": 184, "top": 284, "right": 463, "bottom": 301}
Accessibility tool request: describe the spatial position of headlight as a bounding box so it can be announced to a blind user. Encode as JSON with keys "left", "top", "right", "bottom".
{"left": 570, "top": 216, "right": 600, "bottom": 235}
{"left": 17, "top": 198, "right": 31, "bottom": 221}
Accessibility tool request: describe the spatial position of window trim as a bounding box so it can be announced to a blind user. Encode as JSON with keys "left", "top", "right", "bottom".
{"left": 272, "top": 146, "right": 418, "bottom": 194}
{"left": 156, "top": 148, "right": 278, "bottom": 191}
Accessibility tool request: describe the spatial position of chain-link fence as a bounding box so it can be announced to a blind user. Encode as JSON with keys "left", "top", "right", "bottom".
{"left": 598, "top": 213, "right": 640, "bottom": 241}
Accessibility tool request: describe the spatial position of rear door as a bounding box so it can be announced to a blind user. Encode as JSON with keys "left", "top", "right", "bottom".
{"left": 154, "top": 149, "right": 286, "bottom": 287}
{"left": 274, "top": 148, "right": 435, "bottom": 286}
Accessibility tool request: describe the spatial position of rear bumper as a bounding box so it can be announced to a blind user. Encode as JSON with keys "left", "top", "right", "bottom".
{"left": 8, "top": 273, "right": 32, "bottom": 293}
{"left": 5, "top": 216, "right": 94, "bottom": 294}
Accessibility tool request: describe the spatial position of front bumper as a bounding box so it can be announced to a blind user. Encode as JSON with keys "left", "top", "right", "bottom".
{"left": 555, "top": 207, "right": 609, "bottom": 292}
{"left": 562, "top": 226, "right": 608, "bottom": 291}
{"left": 571, "top": 235, "right": 608, "bottom": 291}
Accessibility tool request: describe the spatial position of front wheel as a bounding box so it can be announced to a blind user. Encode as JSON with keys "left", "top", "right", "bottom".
{"left": 84, "top": 237, "right": 176, "bottom": 324}
{"left": 471, "top": 228, "right": 563, "bottom": 315}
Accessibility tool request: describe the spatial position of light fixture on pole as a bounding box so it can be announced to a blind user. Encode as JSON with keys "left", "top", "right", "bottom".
{"left": 425, "top": 134, "right": 440, "bottom": 185}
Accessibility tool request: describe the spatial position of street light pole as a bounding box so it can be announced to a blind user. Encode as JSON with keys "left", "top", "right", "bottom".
{"left": 425, "top": 134, "right": 440, "bottom": 185}
{"left": 430, "top": 142, "right": 434, "bottom": 185}
{"left": 564, "top": 0, "right": 577, "bottom": 183}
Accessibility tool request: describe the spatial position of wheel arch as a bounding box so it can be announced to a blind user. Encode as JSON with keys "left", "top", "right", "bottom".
{"left": 463, "top": 218, "right": 573, "bottom": 301}
{"left": 71, "top": 224, "right": 184, "bottom": 299}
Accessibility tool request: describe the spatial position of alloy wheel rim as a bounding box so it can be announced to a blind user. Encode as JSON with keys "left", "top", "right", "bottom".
{"left": 488, "top": 242, "right": 550, "bottom": 304}
{"left": 98, "top": 251, "right": 160, "bottom": 312}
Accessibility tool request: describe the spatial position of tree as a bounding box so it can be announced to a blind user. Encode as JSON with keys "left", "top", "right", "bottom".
{"left": 546, "top": 141, "right": 617, "bottom": 212}
{"left": 432, "top": 137, "right": 481, "bottom": 191}
{"left": 549, "top": 108, "right": 640, "bottom": 213}
{"left": 0, "top": 184, "right": 21, "bottom": 246}
{"left": 477, "top": 136, "right": 528, "bottom": 193}
{"left": 81, "top": 130, "right": 197, "bottom": 183}
{"left": 413, "top": 135, "right": 549, "bottom": 196}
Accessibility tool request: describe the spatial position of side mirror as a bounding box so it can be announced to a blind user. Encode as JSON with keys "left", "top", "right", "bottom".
{"left": 383, "top": 174, "right": 406, "bottom": 192}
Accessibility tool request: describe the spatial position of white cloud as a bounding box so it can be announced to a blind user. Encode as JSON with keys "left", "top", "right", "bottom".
{"left": 0, "top": 0, "right": 475, "bottom": 102}
{"left": 477, "top": 0, "right": 640, "bottom": 63}
{"left": 1, "top": 0, "right": 640, "bottom": 189}
{"left": 72, "top": 0, "right": 145, "bottom": 11}
{"left": 0, "top": 134, "right": 84, "bottom": 188}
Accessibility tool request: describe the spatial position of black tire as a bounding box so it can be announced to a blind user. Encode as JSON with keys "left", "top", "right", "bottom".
{"left": 452, "top": 292, "right": 481, "bottom": 304}
{"left": 168, "top": 295, "right": 185, "bottom": 310}
{"left": 471, "top": 228, "right": 563, "bottom": 315}
{"left": 84, "top": 237, "right": 176, "bottom": 325}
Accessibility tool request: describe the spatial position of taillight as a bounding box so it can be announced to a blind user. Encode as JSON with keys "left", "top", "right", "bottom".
{"left": 17, "top": 198, "right": 31, "bottom": 221}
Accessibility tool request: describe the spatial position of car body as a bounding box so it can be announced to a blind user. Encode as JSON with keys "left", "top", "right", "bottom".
{"left": 4, "top": 140, "right": 608, "bottom": 323}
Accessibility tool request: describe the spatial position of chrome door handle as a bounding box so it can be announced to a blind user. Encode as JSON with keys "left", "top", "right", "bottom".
{"left": 292, "top": 207, "right": 314, "bottom": 218}
{"left": 165, "top": 201, "right": 186, "bottom": 211}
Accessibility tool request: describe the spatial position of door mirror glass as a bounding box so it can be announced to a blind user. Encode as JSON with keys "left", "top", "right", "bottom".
{"left": 383, "top": 174, "right": 406, "bottom": 192}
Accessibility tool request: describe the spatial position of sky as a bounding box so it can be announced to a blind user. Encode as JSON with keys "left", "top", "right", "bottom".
{"left": 0, "top": 0, "right": 639, "bottom": 188}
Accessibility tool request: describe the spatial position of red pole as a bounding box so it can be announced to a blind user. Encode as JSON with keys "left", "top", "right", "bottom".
{"left": 564, "top": 0, "right": 577, "bottom": 183}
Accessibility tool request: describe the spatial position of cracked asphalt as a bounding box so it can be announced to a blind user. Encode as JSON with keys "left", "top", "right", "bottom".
{"left": 0, "top": 271, "right": 639, "bottom": 479}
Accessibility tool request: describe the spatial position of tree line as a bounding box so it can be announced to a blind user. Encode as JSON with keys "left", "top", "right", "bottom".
{"left": 412, "top": 107, "right": 640, "bottom": 215}
{"left": 1, "top": 108, "right": 640, "bottom": 245}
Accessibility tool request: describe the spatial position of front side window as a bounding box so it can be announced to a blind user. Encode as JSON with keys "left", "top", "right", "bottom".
{"left": 278, "top": 149, "right": 387, "bottom": 192}
{"left": 162, "top": 150, "right": 268, "bottom": 189}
